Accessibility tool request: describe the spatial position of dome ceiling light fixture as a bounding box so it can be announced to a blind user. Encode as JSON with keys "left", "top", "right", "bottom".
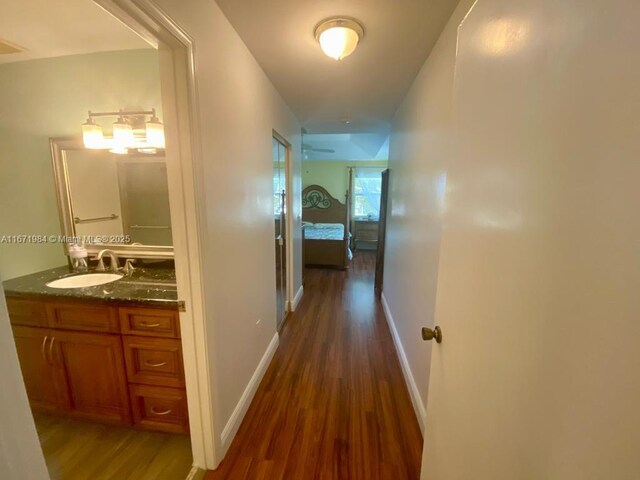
{"left": 314, "top": 17, "right": 364, "bottom": 61}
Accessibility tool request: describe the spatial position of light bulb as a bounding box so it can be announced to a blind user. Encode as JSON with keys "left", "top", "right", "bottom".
{"left": 112, "top": 117, "right": 134, "bottom": 149}
{"left": 319, "top": 27, "right": 360, "bottom": 60}
{"left": 146, "top": 116, "right": 165, "bottom": 148}
{"left": 82, "top": 119, "right": 104, "bottom": 149}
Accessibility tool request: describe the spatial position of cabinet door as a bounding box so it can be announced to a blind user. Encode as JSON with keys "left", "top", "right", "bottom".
{"left": 11, "top": 326, "right": 68, "bottom": 413}
{"left": 53, "top": 330, "right": 131, "bottom": 424}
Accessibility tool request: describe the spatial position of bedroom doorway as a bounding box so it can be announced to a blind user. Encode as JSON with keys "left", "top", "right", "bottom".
{"left": 273, "top": 133, "right": 290, "bottom": 330}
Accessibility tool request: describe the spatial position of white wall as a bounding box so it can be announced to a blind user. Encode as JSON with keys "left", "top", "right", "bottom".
{"left": 0, "top": 49, "right": 160, "bottom": 279}
{"left": 154, "top": 0, "right": 302, "bottom": 461}
{"left": 382, "top": 0, "right": 476, "bottom": 430}
{"left": 0, "top": 282, "right": 49, "bottom": 480}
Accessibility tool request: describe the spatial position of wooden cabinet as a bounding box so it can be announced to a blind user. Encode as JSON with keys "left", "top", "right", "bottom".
{"left": 353, "top": 219, "right": 379, "bottom": 250}
{"left": 6, "top": 298, "right": 47, "bottom": 327}
{"left": 11, "top": 326, "right": 68, "bottom": 413}
{"left": 7, "top": 296, "right": 186, "bottom": 433}
{"left": 123, "top": 336, "right": 185, "bottom": 388}
{"left": 130, "top": 384, "right": 189, "bottom": 434}
{"left": 119, "top": 306, "right": 180, "bottom": 338}
{"left": 46, "top": 301, "right": 119, "bottom": 333}
{"left": 121, "top": 306, "right": 189, "bottom": 433}
{"left": 54, "top": 330, "right": 130, "bottom": 424}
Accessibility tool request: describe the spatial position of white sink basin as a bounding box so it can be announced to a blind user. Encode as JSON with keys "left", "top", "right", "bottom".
{"left": 46, "top": 273, "right": 123, "bottom": 289}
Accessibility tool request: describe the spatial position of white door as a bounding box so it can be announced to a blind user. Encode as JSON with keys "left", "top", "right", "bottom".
{"left": 421, "top": 0, "right": 640, "bottom": 478}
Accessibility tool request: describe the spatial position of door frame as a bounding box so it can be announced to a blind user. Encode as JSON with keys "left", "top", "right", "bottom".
{"left": 272, "top": 130, "right": 294, "bottom": 319}
{"left": 95, "top": 0, "right": 217, "bottom": 470}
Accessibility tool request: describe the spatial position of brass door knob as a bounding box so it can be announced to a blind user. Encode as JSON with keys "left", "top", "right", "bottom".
{"left": 422, "top": 326, "right": 442, "bottom": 343}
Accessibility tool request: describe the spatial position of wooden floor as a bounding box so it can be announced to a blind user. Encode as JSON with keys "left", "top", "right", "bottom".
{"left": 207, "top": 252, "right": 423, "bottom": 479}
{"left": 34, "top": 414, "right": 194, "bottom": 480}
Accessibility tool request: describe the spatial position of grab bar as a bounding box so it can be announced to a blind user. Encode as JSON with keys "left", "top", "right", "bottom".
{"left": 74, "top": 214, "right": 118, "bottom": 224}
{"left": 129, "top": 225, "right": 171, "bottom": 229}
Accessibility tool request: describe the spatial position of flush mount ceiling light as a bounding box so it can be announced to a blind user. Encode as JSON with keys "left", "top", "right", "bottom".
{"left": 81, "top": 108, "right": 165, "bottom": 154}
{"left": 314, "top": 17, "right": 364, "bottom": 61}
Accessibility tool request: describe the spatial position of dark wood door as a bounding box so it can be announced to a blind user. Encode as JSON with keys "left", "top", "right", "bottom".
{"left": 11, "top": 326, "right": 68, "bottom": 413}
{"left": 53, "top": 330, "right": 131, "bottom": 424}
{"left": 375, "top": 169, "right": 390, "bottom": 296}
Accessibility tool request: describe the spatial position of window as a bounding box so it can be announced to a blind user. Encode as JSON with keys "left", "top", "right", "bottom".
{"left": 353, "top": 168, "right": 384, "bottom": 219}
{"left": 273, "top": 174, "right": 283, "bottom": 216}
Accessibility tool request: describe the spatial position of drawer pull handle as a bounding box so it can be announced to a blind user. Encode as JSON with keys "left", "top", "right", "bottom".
{"left": 150, "top": 407, "right": 172, "bottom": 416}
{"left": 144, "top": 360, "right": 168, "bottom": 368}
{"left": 140, "top": 322, "right": 161, "bottom": 328}
{"left": 49, "top": 337, "right": 56, "bottom": 366}
{"left": 41, "top": 336, "right": 49, "bottom": 365}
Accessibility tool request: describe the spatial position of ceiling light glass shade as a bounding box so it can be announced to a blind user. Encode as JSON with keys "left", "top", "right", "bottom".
{"left": 82, "top": 119, "right": 104, "bottom": 149}
{"left": 145, "top": 117, "right": 165, "bottom": 148}
{"left": 112, "top": 118, "right": 134, "bottom": 149}
{"left": 315, "top": 18, "right": 364, "bottom": 60}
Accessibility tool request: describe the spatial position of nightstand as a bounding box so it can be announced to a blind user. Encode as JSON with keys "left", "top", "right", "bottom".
{"left": 353, "top": 219, "right": 379, "bottom": 251}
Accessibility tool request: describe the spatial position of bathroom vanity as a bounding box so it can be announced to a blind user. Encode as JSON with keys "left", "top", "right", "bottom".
{"left": 3, "top": 267, "right": 189, "bottom": 434}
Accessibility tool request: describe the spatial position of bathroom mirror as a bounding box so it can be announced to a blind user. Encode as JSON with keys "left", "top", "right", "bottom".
{"left": 50, "top": 137, "right": 173, "bottom": 259}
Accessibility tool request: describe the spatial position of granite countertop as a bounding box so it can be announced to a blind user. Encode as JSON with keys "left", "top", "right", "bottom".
{"left": 3, "top": 266, "right": 179, "bottom": 308}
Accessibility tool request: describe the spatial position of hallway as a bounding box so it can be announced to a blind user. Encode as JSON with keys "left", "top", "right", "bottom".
{"left": 207, "top": 252, "right": 423, "bottom": 479}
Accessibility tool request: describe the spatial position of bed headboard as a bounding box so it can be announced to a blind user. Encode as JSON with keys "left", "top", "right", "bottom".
{"left": 302, "top": 185, "right": 348, "bottom": 225}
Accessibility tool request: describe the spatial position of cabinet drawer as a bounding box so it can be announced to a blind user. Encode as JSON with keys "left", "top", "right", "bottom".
{"left": 119, "top": 307, "right": 180, "bottom": 338}
{"left": 130, "top": 384, "right": 189, "bottom": 434}
{"left": 123, "top": 336, "right": 184, "bottom": 388}
{"left": 45, "top": 302, "right": 119, "bottom": 333}
{"left": 6, "top": 297, "right": 47, "bottom": 327}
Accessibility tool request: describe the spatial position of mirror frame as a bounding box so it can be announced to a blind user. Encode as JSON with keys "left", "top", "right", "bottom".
{"left": 50, "top": 137, "right": 174, "bottom": 259}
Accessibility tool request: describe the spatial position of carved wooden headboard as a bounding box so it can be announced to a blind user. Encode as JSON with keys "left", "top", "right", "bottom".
{"left": 302, "top": 185, "right": 348, "bottom": 225}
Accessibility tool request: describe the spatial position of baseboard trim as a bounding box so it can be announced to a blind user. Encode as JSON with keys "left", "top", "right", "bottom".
{"left": 380, "top": 292, "right": 427, "bottom": 433}
{"left": 185, "top": 465, "right": 206, "bottom": 480}
{"left": 291, "top": 285, "right": 304, "bottom": 311}
{"left": 220, "top": 332, "right": 279, "bottom": 450}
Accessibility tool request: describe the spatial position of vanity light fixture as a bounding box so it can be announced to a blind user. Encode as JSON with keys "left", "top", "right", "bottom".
{"left": 145, "top": 113, "right": 165, "bottom": 148}
{"left": 81, "top": 117, "right": 105, "bottom": 149}
{"left": 81, "top": 108, "right": 165, "bottom": 154}
{"left": 112, "top": 116, "right": 134, "bottom": 154}
{"left": 314, "top": 17, "right": 364, "bottom": 61}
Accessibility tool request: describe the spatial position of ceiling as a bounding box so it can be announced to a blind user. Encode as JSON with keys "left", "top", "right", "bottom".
{"left": 216, "top": 0, "right": 460, "bottom": 135}
{"left": 303, "top": 133, "right": 389, "bottom": 161}
{"left": 0, "top": 0, "right": 150, "bottom": 65}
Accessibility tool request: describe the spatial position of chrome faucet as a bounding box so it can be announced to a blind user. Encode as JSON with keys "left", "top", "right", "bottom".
{"left": 123, "top": 258, "right": 136, "bottom": 276}
{"left": 96, "top": 249, "right": 120, "bottom": 272}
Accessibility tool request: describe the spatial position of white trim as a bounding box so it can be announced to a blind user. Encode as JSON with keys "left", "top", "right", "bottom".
{"left": 220, "top": 333, "right": 279, "bottom": 451}
{"left": 185, "top": 465, "right": 204, "bottom": 480}
{"left": 381, "top": 292, "right": 427, "bottom": 433}
{"left": 290, "top": 285, "right": 304, "bottom": 311}
{"left": 273, "top": 130, "right": 295, "bottom": 317}
{"left": 94, "top": 0, "right": 218, "bottom": 469}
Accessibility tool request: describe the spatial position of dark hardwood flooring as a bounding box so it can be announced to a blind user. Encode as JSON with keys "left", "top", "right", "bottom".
{"left": 206, "top": 252, "right": 423, "bottom": 479}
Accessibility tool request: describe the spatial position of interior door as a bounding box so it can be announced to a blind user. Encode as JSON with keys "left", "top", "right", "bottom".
{"left": 421, "top": 0, "right": 640, "bottom": 478}
{"left": 374, "top": 169, "right": 389, "bottom": 296}
{"left": 273, "top": 136, "right": 288, "bottom": 329}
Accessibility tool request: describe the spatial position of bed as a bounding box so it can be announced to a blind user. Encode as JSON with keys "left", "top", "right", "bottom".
{"left": 302, "top": 185, "right": 352, "bottom": 269}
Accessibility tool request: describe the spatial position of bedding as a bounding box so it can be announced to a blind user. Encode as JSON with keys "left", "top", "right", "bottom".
{"left": 304, "top": 222, "right": 345, "bottom": 240}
